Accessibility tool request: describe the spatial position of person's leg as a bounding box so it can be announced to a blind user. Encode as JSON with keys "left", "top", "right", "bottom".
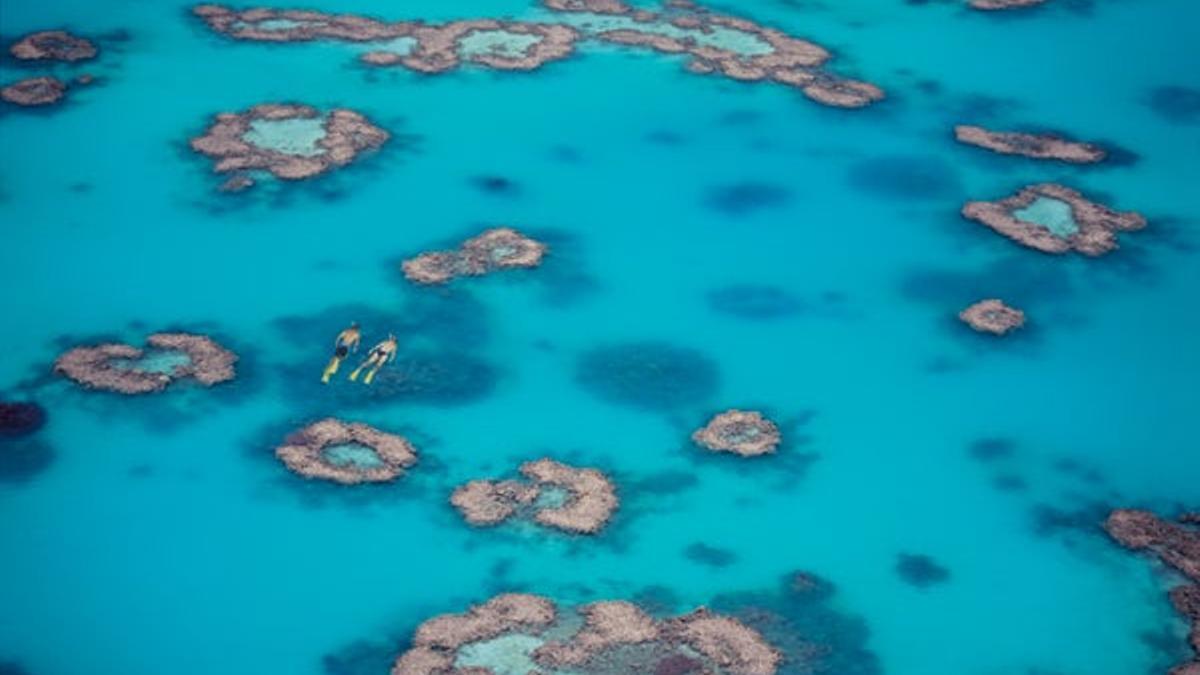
{"left": 321, "top": 355, "right": 341, "bottom": 383}
{"left": 349, "top": 353, "right": 380, "bottom": 382}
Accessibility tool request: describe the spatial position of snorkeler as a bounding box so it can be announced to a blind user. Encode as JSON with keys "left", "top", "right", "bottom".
{"left": 349, "top": 333, "right": 398, "bottom": 385}
{"left": 321, "top": 322, "right": 362, "bottom": 384}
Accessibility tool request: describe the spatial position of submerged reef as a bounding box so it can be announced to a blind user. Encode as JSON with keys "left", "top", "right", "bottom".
{"left": 1, "top": 76, "right": 67, "bottom": 106}
{"left": 895, "top": 553, "right": 951, "bottom": 588}
{"left": 958, "top": 298, "right": 1026, "bottom": 335}
{"left": 968, "top": 0, "right": 1046, "bottom": 9}
{"left": 962, "top": 183, "right": 1146, "bottom": 256}
{"left": 1105, "top": 509, "right": 1200, "bottom": 675}
{"left": 390, "top": 593, "right": 781, "bottom": 675}
{"left": 9, "top": 30, "right": 97, "bottom": 62}
{"left": 402, "top": 227, "right": 547, "bottom": 285}
{"left": 576, "top": 342, "right": 719, "bottom": 412}
{"left": 193, "top": 0, "right": 883, "bottom": 108}
{"left": 954, "top": 125, "right": 1107, "bottom": 163}
{"left": 0, "top": 402, "right": 46, "bottom": 438}
{"left": 275, "top": 418, "right": 418, "bottom": 485}
{"left": 190, "top": 103, "right": 389, "bottom": 191}
{"left": 54, "top": 332, "right": 237, "bottom": 394}
{"left": 692, "top": 409, "right": 781, "bottom": 457}
{"left": 451, "top": 458, "right": 618, "bottom": 534}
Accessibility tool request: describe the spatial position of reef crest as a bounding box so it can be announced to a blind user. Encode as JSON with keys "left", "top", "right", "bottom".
{"left": 954, "top": 125, "right": 1107, "bottom": 163}
{"left": 9, "top": 30, "right": 97, "bottom": 62}
{"left": 403, "top": 227, "right": 547, "bottom": 285}
{"left": 958, "top": 299, "right": 1025, "bottom": 335}
{"left": 1, "top": 76, "right": 67, "bottom": 106}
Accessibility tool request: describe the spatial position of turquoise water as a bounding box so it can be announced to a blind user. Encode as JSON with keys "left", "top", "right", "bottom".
{"left": 243, "top": 117, "right": 328, "bottom": 158}
{"left": 1, "top": 1, "right": 1198, "bottom": 674}
{"left": 1013, "top": 196, "right": 1079, "bottom": 237}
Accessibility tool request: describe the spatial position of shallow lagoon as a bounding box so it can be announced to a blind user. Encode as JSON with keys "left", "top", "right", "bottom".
{"left": 1, "top": 0, "right": 1198, "bottom": 674}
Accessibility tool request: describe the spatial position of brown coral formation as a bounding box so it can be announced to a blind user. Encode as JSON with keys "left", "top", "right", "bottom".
{"left": 402, "top": 227, "right": 547, "bottom": 285}
{"left": 450, "top": 458, "right": 618, "bottom": 534}
{"left": 392, "top": 594, "right": 558, "bottom": 675}
{"left": 1105, "top": 509, "right": 1200, "bottom": 675}
{"left": 189, "top": 103, "right": 388, "bottom": 188}
{"left": 954, "top": 125, "right": 1107, "bottom": 163}
{"left": 9, "top": 30, "right": 97, "bottom": 62}
{"left": 692, "top": 409, "right": 781, "bottom": 457}
{"left": 969, "top": 0, "right": 1046, "bottom": 9}
{"left": 53, "top": 332, "right": 237, "bottom": 394}
{"left": 392, "top": 594, "right": 781, "bottom": 675}
{"left": 958, "top": 299, "right": 1026, "bottom": 336}
{"left": 961, "top": 183, "right": 1146, "bottom": 256}
{"left": 1, "top": 76, "right": 67, "bottom": 106}
{"left": 274, "top": 418, "right": 418, "bottom": 485}
{"left": 192, "top": 2, "right": 883, "bottom": 108}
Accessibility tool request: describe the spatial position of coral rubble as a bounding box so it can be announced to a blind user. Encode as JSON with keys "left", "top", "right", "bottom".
{"left": 9, "top": 30, "right": 97, "bottom": 62}
{"left": 1, "top": 76, "right": 67, "bottom": 106}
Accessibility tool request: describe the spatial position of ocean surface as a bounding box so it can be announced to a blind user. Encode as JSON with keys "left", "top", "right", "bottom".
{"left": 1, "top": 0, "right": 1198, "bottom": 674}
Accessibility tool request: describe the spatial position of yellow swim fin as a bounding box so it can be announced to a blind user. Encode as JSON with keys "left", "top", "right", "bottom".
{"left": 321, "top": 357, "right": 341, "bottom": 383}
{"left": 348, "top": 366, "right": 363, "bottom": 382}
{"left": 364, "top": 368, "right": 378, "bottom": 385}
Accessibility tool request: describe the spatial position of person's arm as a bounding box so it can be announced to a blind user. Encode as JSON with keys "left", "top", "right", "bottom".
{"left": 351, "top": 335, "right": 360, "bottom": 352}
{"left": 388, "top": 349, "right": 397, "bottom": 363}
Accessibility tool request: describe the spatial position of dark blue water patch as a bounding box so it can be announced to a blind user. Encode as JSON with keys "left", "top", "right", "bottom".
{"left": 894, "top": 553, "right": 951, "bottom": 588}
{"left": 67, "top": 181, "right": 92, "bottom": 193}
{"left": 127, "top": 463, "right": 154, "bottom": 479}
{"left": 899, "top": 255, "right": 1077, "bottom": 314}
{"left": 1139, "top": 626, "right": 1196, "bottom": 675}
{"left": 575, "top": 342, "right": 719, "bottom": 413}
{"left": 968, "top": 437, "right": 1016, "bottom": 462}
{"left": 683, "top": 542, "right": 738, "bottom": 568}
{"left": 323, "top": 639, "right": 399, "bottom": 675}
{"left": 846, "top": 154, "right": 962, "bottom": 201}
{"left": 710, "top": 571, "right": 882, "bottom": 675}
{"left": 626, "top": 469, "right": 699, "bottom": 496}
{"left": 1146, "top": 86, "right": 1200, "bottom": 124}
{"left": 992, "top": 474, "right": 1028, "bottom": 492}
{"left": 274, "top": 294, "right": 491, "bottom": 354}
{"left": 549, "top": 144, "right": 583, "bottom": 163}
{"left": 468, "top": 174, "right": 520, "bottom": 196}
{"left": 0, "top": 439, "right": 55, "bottom": 485}
{"left": 1052, "top": 457, "right": 1106, "bottom": 485}
{"left": 703, "top": 182, "right": 792, "bottom": 216}
{"left": 0, "top": 401, "right": 46, "bottom": 438}
{"left": 527, "top": 228, "right": 600, "bottom": 309}
{"left": 0, "top": 661, "right": 29, "bottom": 675}
{"left": 705, "top": 285, "right": 805, "bottom": 320}
{"left": 717, "top": 109, "right": 763, "bottom": 126}
{"left": 645, "top": 130, "right": 687, "bottom": 146}
{"left": 1030, "top": 501, "right": 1113, "bottom": 540}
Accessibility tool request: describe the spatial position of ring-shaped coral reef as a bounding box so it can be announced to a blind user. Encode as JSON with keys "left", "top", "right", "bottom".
{"left": 954, "top": 125, "right": 1107, "bottom": 164}
{"left": 958, "top": 299, "right": 1026, "bottom": 336}
{"left": 193, "top": 0, "right": 884, "bottom": 108}
{"left": 53, "top": 332, "right": 237, "bottom": 394}
{"left": 692, "top": 409, "right": 781, "bottom": 457}
{"left": 450, "top": 458, "right": 618, "bottom": 534}
{"left": 962, "top": 183, "right": 1146, "bottom": 256}
{"left": 402, "top": 227, "right": 547, "bottom": 285}
{"left": 390, "top": 593, "right": 782, "bottom": 675}
{"left": 190, "top": 103, "right": 389, "bottom": 191}
{"left": 274, "top": 418, "right": 418, "bottom": 485}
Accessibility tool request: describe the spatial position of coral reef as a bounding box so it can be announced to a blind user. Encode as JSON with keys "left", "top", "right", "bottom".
{"left": 9, "top": 30, "right": 97, "bottom": 62}
{"left": 954, "top": 125, "right": 1107, "bottom": 163}
{"left": 193, "top": 1, "right": 883, "bottom": 108}
{"left": 190, "top": 103, "right": 388, "bottom": 189}
{"left": 274, "top": 418, "right": 418, "bottom": 485}
{"left": 0, "top": 402, "right": 46, "bottom": 438}
{"left": 962, "top": 183, "right": 1146, "bottom": 256}
{"left": 958, "top": 299, "right": 1026, "bottom": 335}
{"left": 402, "top": 227, "right": 547, "bottom": 285}
{"left": 451, "top": 458, "right": 618, "bottom": 534}
{"left": 692, "top": 409, "right": 781, "bottom": 457}
{"left": 1, "top": 76, "right": 67, "bottom": 106}
{"left": 390, "top": 594, "right": 781, "bottom": 675}
{"left": 1105, "top": 509, "right": 1200, "bottom": 675}
{"left": 54, "top": 332, "right": 237, "bottom": 394}
{"left": 895, "top": 553, "right": 951, "bottom": 588}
